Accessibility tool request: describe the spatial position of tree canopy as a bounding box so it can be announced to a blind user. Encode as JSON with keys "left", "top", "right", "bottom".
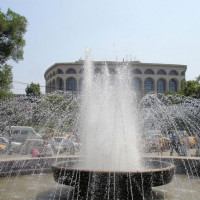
{"left": 25, "top": 82, "right": 41, "bottom": 96}
{"left": 179, "top": 79, "right": 200, "bottom": 99}
{"left": 0, "top": 64, "right": 13, "bottom": 100}
{"left": 0, "top": 8, "right": 28, "bottom": 66}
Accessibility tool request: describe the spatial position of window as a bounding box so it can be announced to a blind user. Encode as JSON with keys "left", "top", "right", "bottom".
{"left": 66, "top": 77, "right": 77, "bottom": 91}
{"left": 109, "top": 68, "right": 116, "bottom": 74}
{"left": 133, "top": 78, "right": 142, "bottom": 91}
{"left": 144, "top": 69, "right": 155, "bottom": 74}
{"left": 169, "top": 79, "right": 177, "bottom": 92}
{"left": 66, "top": 68, "right": 77, "bottom": 74}
{"left": 58, "top": 78, "right": 64, "bottom": 90}
{"left": 157, "top": 70, "right": 167, "bottom": 75}
{"left": 157, "top": 79, "right": 166, "bottom": 93}
{"left": 57, "top": 69, "right": 64, "bottom": 74}
{"left": 94, "top": 68, "right": 102, "bottom": 74}
{"left": 13, "top": 130, "right": 20, "bottom": 134}
{"left": 144, "top": 78, "right": 154, "bottom": 92}
{"left": 169, "top": 70, "right": 178, "bottom": 75}
{"left": 52, "top": 80, "right": 55, "bottom": 90}
{"left": 79, "top": 69, "right": 84, "bottom": 74}
{"left": 181, "top": 71, "right": 185, "bottom": 76}
{"left": 21, "top": 130, "right": 28, "bottom": 135}
{"left": 133, "top": 69, "right": 142, "bottom": 74}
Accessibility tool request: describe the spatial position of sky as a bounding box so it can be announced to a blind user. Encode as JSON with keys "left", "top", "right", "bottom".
{"left": 1, "top": 0, "right": 200, "bottom": 94}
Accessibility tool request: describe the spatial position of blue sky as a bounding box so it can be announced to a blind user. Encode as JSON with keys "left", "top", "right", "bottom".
{"left": 1, "top": 0, "right": 200, "bottom": 93}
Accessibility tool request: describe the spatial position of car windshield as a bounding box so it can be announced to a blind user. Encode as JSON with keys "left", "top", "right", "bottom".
{"left": 54, "top": 138, "right": 63, "bottom": 143}
{"left": 0, "top": 137, "right": 8, "bottom": 143}
{"left": 13, "top": 130, "right": 20, "bottom": 134}
{"left": 21, "top": 130, "right": 29, "bottom": 135}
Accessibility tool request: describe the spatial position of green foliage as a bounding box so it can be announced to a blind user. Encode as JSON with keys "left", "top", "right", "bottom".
{"left": 179, "top": 80, "right": 200, "bottom": 98}
{"left": 0, "top": 8, "right": 28, "bottom": 66}
{"left": 0, "top": 9, "right": 28, "bottom": 99}
{"left": 0, "top": 64, "right": 13, "bottom": 100}
{"left": 25, "top": 82, "right": 41, "bottom": 96}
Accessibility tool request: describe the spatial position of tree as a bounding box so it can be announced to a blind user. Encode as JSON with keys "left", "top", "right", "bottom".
{"left": 179, "top": 80, "right": 200, "bottom": 99}
{"left": 0, "top": 8, "right": 28, "bottom": 66}
{"left": 0, "top": 9, "right": 28, "bottom": 100}
{"left": 25, "top": 82, "right": 41, "bottom": 96}
{"left": 0, "top": 64, "right": 13, "bottom": 100}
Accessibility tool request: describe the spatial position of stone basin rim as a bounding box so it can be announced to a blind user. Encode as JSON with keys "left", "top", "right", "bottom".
{"left": 52, "top": 160, "right": 175, "bottom": 174}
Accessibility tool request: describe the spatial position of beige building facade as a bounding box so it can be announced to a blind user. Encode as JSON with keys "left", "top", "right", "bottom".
{"left": 44, "top": 60, "right": 187, "bottom": 95}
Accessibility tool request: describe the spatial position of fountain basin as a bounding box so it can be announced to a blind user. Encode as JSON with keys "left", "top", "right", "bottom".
{"left": 52, "top": 159, "right": 175, "bottom": 199}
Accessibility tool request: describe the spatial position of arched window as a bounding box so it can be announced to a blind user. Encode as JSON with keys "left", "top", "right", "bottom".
{"left": 66, "top": 68, "right": 77, "bottom": 74}
{"left": 181, "top": 71, "right": 185, "bottom": 76}
{"left": 50, "top": 73, "right": 52, "bottom": 78}
{"left": 49, "top": 81, "right": 52, "bottom": 92}
{"left": 157, "top": 70, "right": 167, "bottom": 75}
{"left": 144, "top": 78, "right": 154, "bottom": 92}
{"left": 133, "top": 78, "right": 142, "bottom": 91}
{"left": 169, "top": 70, "right": 178, "bottom": 75}
{"left": 157, "top": 79, "right": 166, "bottom": 93}
{"left": 66, "top": 77, "right": 77, "bottom": 91}
{"left": 79, "top": 68, "right": 84, "bottom": 74}
{"left": 169, "top": 79, "right": 177, "bottom": 92}
{"left": 57, "top": 69, "right": 64, "bottom": 74}
{"left": 133, "top": 69, "right": 142, "bottom": 74}
{"left": 144, "top": 69, "right": 155, "bottom": 74}
{"left": 94, "top": 68, "right": 102, "bottom": 74}
{"left": 109, "top": 68, "right": 116, "bottom": 74}
{"left": 53, "top": 71, "right": 55, "bottom": 76}
{"left": 57, "top": 78, "right": 64, "bottom": 90}
{"left": 52, "top": 79, "right": 55, "bottom": 91}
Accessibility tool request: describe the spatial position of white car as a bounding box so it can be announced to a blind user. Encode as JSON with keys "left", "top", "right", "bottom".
{"left": 3, "top": 126, "right": 41, "bottom": 143}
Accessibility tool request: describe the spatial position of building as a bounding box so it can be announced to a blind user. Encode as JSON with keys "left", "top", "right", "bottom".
{"left": 44, "top": 60, "right": 187, "bottom": 96}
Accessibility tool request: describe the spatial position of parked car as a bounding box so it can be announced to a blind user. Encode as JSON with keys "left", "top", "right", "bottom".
{"left": 0, "top": 136, "right": 22, "bottom": 153}
{"left": 3, "top": 126, "right": 41, "bottom": 143}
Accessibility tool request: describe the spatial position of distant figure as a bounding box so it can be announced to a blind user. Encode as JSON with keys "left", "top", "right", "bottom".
{"left": 156, "top": 135, "right": 163, "bottom": 155}
{"left": 170, "top": 133, "right": 180, "bottom": 156}
{"left": 179, "top": 134, "right": 189, "bottom": 156}
{"left": 194, "top": 137, "right": 200, "bottom": 157}
{"left": 37, "top": 141, "right": 54, "bottom": 157}
{"left": 32, "top": 148, "right": 39, "bottom": 157}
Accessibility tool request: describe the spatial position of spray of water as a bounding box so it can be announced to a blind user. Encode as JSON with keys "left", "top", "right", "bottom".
{"left": 79, "top": 50, "right": 141, "bottom": 171}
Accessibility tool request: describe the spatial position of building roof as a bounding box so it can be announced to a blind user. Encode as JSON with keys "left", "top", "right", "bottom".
{"left": 44, "top": 60, "right": 187, "bottom": 78}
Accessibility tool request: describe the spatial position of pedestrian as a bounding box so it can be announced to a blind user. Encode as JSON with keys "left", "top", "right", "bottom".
{"left": 32, "top": 148, "right": 39, "bottom": 157}
{"left": 170, "top": 133, "right": 180, "bottom": 156}
{"left": 156, "top": 135, "right": 163, "bottom": 156}
{"left": 180, "top": 133, "right": 189, "bottom": 156}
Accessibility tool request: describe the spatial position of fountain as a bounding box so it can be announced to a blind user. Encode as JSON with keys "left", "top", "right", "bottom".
{"left": 51, "top": 50, "right": 175, "bottom": 199}
{"left": 1, "top": 51, "right": 200, "bottom": 199}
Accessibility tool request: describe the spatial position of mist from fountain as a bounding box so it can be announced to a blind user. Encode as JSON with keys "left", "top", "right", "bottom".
{"left": 79, "top": 50, "right": 141, "bottom": 171}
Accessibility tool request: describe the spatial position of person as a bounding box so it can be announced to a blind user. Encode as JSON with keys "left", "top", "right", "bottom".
{"left": 32, "top": 148, "right": 39, "bottom": 157}
{"left": 38, "top": 140, "right": 54, "bottom": 157}
{"left": 156, "top": 135, "right": 163, "bottom": 155}
{"left": 179, "top": 133, "right": 189, "bottom": 156}
{"left": 169, "top": 133, "right": 180, "bottom": 156}
{"left": 194, "top": 137, "right": 200, "bottom": 157}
